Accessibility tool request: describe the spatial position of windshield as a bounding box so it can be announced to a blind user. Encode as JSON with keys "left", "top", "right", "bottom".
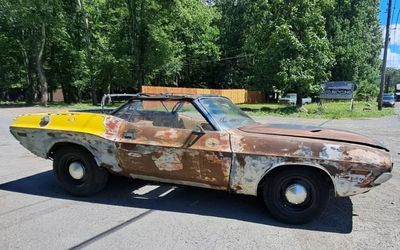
{"left": 383, "top": 95, "right": 394, "bottom": 100}
{"left": 199, "top": 97, "right": 256, "bottom": 130}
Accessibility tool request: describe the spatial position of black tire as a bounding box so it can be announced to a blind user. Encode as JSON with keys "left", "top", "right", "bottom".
{"left": 53, "top": 146, "right": 109, "bottom": 196}
{"left": 262, "top": 167, "right": 329, "bottom": 224}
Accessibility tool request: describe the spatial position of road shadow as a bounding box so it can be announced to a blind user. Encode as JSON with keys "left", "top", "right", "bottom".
{"left": 0, "top": 170, "right": 353, "bottom": 234}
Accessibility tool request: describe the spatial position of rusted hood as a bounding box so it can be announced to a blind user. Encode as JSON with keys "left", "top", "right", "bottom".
{"left": 239, "top": 123, "right": 388, "bottom": 151}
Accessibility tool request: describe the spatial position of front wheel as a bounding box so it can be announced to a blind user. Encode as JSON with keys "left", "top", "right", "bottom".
{"left": 53, "top": 146, "right": 109, "bottom": 196}
{"left": 262, "top": 167, "right": 329, "bottom": 224}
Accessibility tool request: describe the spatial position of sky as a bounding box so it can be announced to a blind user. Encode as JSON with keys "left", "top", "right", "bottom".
{"left": 380, "top": 0, "right": 400, "bottom": 68}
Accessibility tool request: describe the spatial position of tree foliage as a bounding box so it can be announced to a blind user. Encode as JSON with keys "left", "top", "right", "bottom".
{"left": 0, "top": 0, "right": 383, "bottom": 105}
{"left": 325, "top": 0, "right": 382, "bottom": 84}
{"left": 243, "top": 0, "right": 334, "bottom": 104}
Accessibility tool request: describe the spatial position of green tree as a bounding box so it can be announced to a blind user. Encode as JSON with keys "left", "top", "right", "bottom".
{"left": 0, "top": 0, "right": 384, "bottom": 105}
{"left": 385, "top": 68, "right": 400, "bottom": 93}
{"left": 244, "top": 0, "right": 333, "bottom": 105}
{"left": 355, "top": 80, "right": 379, "bottom": 101}
{"left": 0, "top": 0, "right": 62, "bottom": 106}
{"left": 125, "top": 0, "right": 220, "bottom": 88}
{"left": 214, "top": 0, "right": 250, "bottom": 88}
{"left": 325, "top": 0, "right": 382, "bottom": 84}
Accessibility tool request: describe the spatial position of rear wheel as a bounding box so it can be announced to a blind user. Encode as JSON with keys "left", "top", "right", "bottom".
{"left": 262, "top": 167, "right": 329, "bottom": 224}
{"left": 53, "top": 146, "right": 108, "bottom": 196}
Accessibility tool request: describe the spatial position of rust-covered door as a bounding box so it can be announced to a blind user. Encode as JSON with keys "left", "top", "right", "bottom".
{"left": 116, "top": 122, "right": 232, "bottom": 190}
{"left": 189, "top": 130, "right": 232, "bottom": 189}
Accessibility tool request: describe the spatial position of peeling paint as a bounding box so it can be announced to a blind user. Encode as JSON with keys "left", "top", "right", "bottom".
{"left": 10, "top": 127, "right": 122, "bottom": 172}
{"left": 320, "top": 144, "right": 343, "bottom": 160}
{"left": 229, "top": 129, "right": 392, "bottom": 196}
{"left": 205, "top": 138, "right": 220, "bottom": 149}
{"left": 128, "top": 152, "right": 142, "bottom": 158}
{"left": 152, "top": 148, "right": 184, "bottom": 171}
{"left": 103, "top": 116, "right": 123, "bottom": 140}
{"left": 335, "top": 173, "right": 373, "bottom": 196}
{"left": 293, "top": 143, "right": 313, "bottom": 158}
{"left": 154, "top": 129, "right": 178, "bottom": 140}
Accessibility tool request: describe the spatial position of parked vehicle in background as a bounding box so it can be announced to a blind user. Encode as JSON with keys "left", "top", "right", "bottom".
{"left": 278, "top": 93, "right": 312, "bottom": 105}
{"left": 382, "top": 94, "right": 395, "bottom": 107}
{"left": 301, "top": 96, "right": 312, "bottom": 104}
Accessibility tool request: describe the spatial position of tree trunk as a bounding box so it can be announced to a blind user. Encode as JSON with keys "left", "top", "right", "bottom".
{"left": 138, "top": 0, "right": 146, "bottom": 90}
{"left": 385, "top": 75, "right": 390, "bottom": 93}
{"left": 37, "top": 23, "right": 48, "bottom": 106}
{"left": 127, "top": 0, "right": 146, "bottom": 92}
{"left": 78, "top": 0, "right": 97, "bottom": 104}
{"left": 60, "top": 82, "right": 69, "bottom": 104}
{"left": 296, "top": 88, "right": 302, "bottom": 107}
{"left": 49, "top": 90, "right": 53, "bottom": 102}
{"left": 19, "top": 40, "right": 34, "bottom": 105}
{"left": 127, "top": 0, "right": 136, "bottom": 82}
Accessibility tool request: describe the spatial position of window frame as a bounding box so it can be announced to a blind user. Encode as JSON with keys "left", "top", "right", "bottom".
{"left": 112, "top": 98, "right": 219, "bottom": 131}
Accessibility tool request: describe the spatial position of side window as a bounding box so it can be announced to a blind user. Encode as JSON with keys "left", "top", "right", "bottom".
{"left": 113, "top": 101, "right": 142, "bottom": 121}
{"left": 114, "top": 100, "right": 214, "bottom": 131}
{"left": 177, "top": 102, "right": 214, "bottom": 131}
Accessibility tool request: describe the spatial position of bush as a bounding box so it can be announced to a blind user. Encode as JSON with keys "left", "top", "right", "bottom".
{"left": 355, "top": 80, "right": 379, "bottom": 101}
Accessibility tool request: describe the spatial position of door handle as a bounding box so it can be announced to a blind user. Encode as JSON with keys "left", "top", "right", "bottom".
{"left": 124, "top": 129, "right": 136, "bottom": 139}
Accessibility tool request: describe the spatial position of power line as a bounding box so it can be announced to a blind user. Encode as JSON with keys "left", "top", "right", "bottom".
{"left": 183, "top": 53, "right": 254, "bottom": 65}
{"left": 395, "top": 6, "right": 400, "bottom": 30}
{"left": 392, "top": 0, "right": 397, "bottom": 24}
{"left": 184, "top": 47, "right": 245, "bottom": 62}
{"left": 392, "top": 5, "right": 400, "bottom": 67}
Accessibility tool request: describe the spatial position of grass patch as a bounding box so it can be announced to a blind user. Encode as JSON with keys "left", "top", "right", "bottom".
{"left": 0, "top": 101, "right": 126, "bottom": 110}
{"left": 45, "top": 102, "right": 101, "bottom": 109}
{"left": 2, "top": 100, "right": 395, "bottom": 119}
{"left": 239, "top": 101, "right": 396, "bottom": 119}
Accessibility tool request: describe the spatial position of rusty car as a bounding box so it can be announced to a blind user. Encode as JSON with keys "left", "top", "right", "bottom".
{"left": 9, "top": 93, "right": 393, "bottom": 224}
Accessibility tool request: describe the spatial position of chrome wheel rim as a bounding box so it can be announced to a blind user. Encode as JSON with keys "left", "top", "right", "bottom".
{"left": 68, "top": 161, "right": 85, "bottom": 180}
{"left": 284, "top": 184, "right": 308, "bottom": 205}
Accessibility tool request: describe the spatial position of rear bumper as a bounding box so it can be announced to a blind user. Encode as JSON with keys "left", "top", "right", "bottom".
{"left": 382, "top": 103, "right": 395, "bottom": 107}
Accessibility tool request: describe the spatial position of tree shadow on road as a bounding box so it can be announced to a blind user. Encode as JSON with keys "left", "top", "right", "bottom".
{"left": 0, "top": 170, "right": 353, "bottom": 234}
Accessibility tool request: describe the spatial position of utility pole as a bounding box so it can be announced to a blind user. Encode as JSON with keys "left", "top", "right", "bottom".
{"left": 385, "top": 74, "right": 391, "bottom": 92}
{"left": 379, "top": 0, "right": 392, "bottom": 110}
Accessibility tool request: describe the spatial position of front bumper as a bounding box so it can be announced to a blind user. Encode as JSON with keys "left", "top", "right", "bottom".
{"left": 335, "top": 171, "right": 393, "bottom": 197}
{"left": 373, "top": 172, "right": 392, "bottom": 185}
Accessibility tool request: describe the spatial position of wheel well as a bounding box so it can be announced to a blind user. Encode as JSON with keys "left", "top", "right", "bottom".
{"left": 256, "top": 165, "right": 334, "bottom": 196}
{"left": 48, "top": 142, "right": 93, "bottom": 159}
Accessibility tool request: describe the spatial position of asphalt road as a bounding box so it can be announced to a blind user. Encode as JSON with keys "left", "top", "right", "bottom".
{"left": 1, "top": 106, "right": 399, "bottom": 250}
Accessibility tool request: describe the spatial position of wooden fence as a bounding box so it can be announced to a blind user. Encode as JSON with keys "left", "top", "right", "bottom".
{"left": 141, "top": 86, "right": 265, "bottom": 104}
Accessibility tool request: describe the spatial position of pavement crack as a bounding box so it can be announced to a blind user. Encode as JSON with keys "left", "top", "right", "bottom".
{"left": 69, "top": 209, "right": 154, "bottom": 250}
{"left": 319, "top": 119, "right": 333, "bottom": 127}
{"left": 0, "top": 198, "right": 52, "bottom": 217}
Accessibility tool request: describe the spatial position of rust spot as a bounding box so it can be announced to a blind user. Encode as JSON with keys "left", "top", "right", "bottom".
{"left": 152, "top": 148, "right": 184, "bottom": 171}
{"left": 104, "top": 116, "right": 123, "bottom": 140}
